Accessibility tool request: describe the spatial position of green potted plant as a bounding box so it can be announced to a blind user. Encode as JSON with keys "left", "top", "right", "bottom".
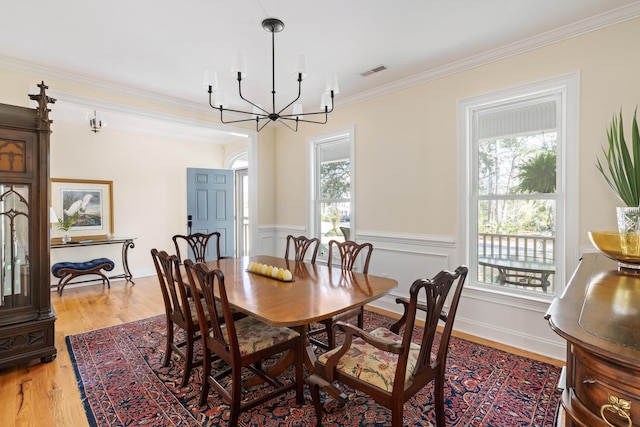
{"left": 57, "top": 211, "right": 78, "bottom": 244}
{"left": 595, "top": 107, "right": 640, "bottom": 257}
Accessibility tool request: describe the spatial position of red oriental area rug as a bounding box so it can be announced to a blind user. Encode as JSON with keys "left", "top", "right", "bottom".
{"left": 67, "top": 311, "right": 561, "bottom": 426}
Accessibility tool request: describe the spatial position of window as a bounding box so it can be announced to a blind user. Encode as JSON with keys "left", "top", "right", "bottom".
{"left": 309, "top": 127, "right": 354, "bottom": 258}
{"left": 458, "top": 74, "right": 579, "bottom": 299}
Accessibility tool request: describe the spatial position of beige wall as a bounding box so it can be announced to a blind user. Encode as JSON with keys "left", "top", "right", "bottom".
{"left": 273, "top": 18, "right": 640, "bottom": 243}
{"left": 1, "top": 17, "right": 639, "bottom": 357}
{"left": 267, "top": 19, "right": 640, "bottom": 359}
{"left": 0, "top": 70, "right": 243, "bottom": 278}
{"left": 49, "top": 118, "right": 230, "bottom": 277}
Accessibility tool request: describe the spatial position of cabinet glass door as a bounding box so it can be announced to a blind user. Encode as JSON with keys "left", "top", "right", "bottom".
{"left": 0, "top": 184, "right": 30, "bottom": 308}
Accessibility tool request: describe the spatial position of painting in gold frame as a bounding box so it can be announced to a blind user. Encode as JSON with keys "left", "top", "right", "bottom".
{"left": 50, "top": 178, "right": 113, "bottom": 241}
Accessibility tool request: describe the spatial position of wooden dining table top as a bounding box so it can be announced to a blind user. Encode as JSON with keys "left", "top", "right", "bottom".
{"left": 198, "top": 255, "right": 398, "bottom": 327}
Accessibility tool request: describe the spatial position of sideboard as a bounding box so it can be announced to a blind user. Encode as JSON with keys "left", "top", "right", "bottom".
{"left": 546, "top": 252, "right": 640, "bottom": 427}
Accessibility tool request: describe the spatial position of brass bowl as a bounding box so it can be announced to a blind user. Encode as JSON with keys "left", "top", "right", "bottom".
{"left": 588, "top": 231, "right": 640, "bottom": 265}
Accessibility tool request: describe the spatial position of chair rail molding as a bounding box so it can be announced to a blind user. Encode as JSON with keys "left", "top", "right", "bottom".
{"left": 266, "top": 226, "right": 565, "bottom": 361}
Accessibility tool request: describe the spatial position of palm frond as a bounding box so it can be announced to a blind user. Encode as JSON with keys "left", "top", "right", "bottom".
{"left": 595, "top": 108, "right": 640, "bottom": 207}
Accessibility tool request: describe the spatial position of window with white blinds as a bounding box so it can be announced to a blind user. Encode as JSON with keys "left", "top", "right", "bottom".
{"left": 458, "top": 73, "right": 579, "bottom": 300}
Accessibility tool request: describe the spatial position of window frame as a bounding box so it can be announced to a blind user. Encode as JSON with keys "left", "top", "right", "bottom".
{"left": 308, "top": 126, "right": 355, "bottom": 261}
{"left": 457, "top": 73, "right": 580, "bottom": 300}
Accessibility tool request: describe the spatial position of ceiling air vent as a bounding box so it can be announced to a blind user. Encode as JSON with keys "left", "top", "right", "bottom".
{"left": 360, "top": 65, "right": 387, "bottom": 77}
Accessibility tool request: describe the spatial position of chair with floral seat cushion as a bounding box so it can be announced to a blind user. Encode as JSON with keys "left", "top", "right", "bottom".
{"left": 172, "top": 232, "right": 222, "bottom": 263}
{"left": 151, "top": 248, "right": 207, "bottom": 387}
{"left": 308, "top": 239, "right": 373, "bottom": 350}
{"left": 307, "top": 266, "right": 468, "bottom": 427}
{"left": 184, "top": 259, "right": 304, "bottom": 425}
{"left": 284, "top": 234, "right": 320, "bottom": 264}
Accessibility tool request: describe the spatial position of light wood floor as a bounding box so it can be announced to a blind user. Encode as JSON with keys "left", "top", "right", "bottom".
{"left": 0, "top": 275, "right": 563, "bottom": 427}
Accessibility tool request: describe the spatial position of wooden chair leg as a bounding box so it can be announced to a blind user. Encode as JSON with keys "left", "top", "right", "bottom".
{"left": 434, "top": 371, "right": 446, "bottom": 427}
{"left": 163, "top": 322, "right": 173, "bottom": 367}
{"left": 433, "top": 375, "right": 446, "bottom": 427}
{"left": 199, "top": 347, "right": 212, "bottom": 407}
{"left": 391, "top": 406, "right": 404, "bottom": 427}
{"left": 229, "top": 366, "right": 243, "bottom": 427}
{"left": 181, "top": 334, "right": 194, "bottom": 387}
{"left": 307, "top": 374, "right": 350, "bottom": 425}
{"left": 306, "top": 374, "right": 327, "bottom": 426}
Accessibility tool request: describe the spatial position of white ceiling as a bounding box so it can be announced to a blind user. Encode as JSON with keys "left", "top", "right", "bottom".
{"left": 2, "top": 1, "right": 640, "bottom": 128}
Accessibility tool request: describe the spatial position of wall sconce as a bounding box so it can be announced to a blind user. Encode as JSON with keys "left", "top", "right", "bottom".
{"left": 85, "top": 110, "right": 106, "bottom": 133}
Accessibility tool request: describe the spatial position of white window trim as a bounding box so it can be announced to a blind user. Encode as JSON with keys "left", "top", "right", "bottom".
{"left": 223, "top": 149, "right": 248, "bottom": 169}
{"left": 457, "top": 72, "right": 580, "bottom": 302}
{"left": 307, "top": 126, "right": 355, "bottom": 260}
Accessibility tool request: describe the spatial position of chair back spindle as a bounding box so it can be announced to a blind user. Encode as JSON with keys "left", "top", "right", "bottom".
{"left": 312, "top": 240, "right": 374, "bottom": 350}
{"left": 328, "top": 240, "right": 373, "bottom": 273}
{"left": 284, "top": 235, "right": 320, "bottom": 264}
{"left": 172, "top": 232, "right": 221, "bottom": 263}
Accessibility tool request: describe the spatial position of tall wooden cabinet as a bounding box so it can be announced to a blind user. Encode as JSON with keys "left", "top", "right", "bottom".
{"left": 546, "top": 253, "right": 640, "bottom": 427}
{"left": 0, "top": 82, "right": 57, "bottom": 369}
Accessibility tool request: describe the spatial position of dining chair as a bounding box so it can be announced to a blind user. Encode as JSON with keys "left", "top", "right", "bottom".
{"left": 172, "top": 232, "right": 221, "bottom": 263}
{"left": 309, "top": 239, "right": 373, "bottom": 350}
{"left": 307, "top": 266, "right": 468, "bottom": 427}
{"left": 184, "top": 259, "right": 304, "bottom": 425}
{"left": 284, "top": 234, "right": 320, "bottom": 263}
{"left": 151, "top": 248, "right": 205, "bottom": 387}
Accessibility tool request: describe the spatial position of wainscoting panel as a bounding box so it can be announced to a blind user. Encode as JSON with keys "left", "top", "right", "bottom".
{"left": 260, "top": 226, "right": 566, "bottom": 361}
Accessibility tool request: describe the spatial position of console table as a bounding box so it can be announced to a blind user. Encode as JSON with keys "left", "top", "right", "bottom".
{"left": 51, "top": 237, "right": 136, "bottom": 285}
{"left": 546, "top": 253, "right": 640, "bottom": 427}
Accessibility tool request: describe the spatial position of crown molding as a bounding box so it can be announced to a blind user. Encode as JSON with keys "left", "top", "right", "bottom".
{"left": 43, "top": 89, "right": 251, "bottom": 143}
{"left": 2, "top": 3, "right": 639, "bottom": 114}
{"left": 0, "top": 56, "right": 209, "bottom": 114}
{"left": 339, "top": 2, "right": 640, "bottom": 108}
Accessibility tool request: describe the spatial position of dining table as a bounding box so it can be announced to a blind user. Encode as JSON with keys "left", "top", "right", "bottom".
{"left": 195, "top": 255, "right": 398, "bottom": 373}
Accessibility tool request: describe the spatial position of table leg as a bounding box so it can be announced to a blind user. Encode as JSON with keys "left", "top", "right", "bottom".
{"left": 107, "top": 239, "right": 135, "bottom": 283}
{"left": 120, "top": 239, "right": 135, "bottom": 283}
{"left": 297, "top": 324, "right": 317, "bottom": 371}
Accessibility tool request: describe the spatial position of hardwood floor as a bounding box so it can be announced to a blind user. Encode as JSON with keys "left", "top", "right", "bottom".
{"left": 0, "top": 276, "right": 563, "bottom": 427}
{"left": 1, "top": 276, "right": 165, "bottom": 427}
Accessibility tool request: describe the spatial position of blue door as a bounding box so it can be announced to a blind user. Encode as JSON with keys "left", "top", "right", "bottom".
{"left": 186, "top": 168, "right": 235, "bottom": 258}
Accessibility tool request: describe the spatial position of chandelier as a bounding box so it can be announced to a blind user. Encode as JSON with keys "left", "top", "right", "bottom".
{"left": 205, "top": 18, "right": 339, "bottom": 132}
{"left": 85, "top": 110, "right": 106, "bottom": 133}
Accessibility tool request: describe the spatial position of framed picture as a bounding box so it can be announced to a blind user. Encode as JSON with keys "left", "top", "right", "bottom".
{"left": 50, "top": 178, "right": 114, "bottom": 239}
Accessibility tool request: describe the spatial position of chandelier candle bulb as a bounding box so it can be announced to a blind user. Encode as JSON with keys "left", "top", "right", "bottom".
{"left": 203, "top": 69, "right": 218, "bottom": 90}
{"left": 326, "top": 74, "right": 340, "bottom": 93}
{"left": 292, "top": 103, "right": 303, "bottom": 120}
{"left": 231, "top": 53, "right": 247, "bottom": 77}
{"left": 321, "top": 92, "right": 332, "bottom": 110}
{"left": 294, "top": 55, "right": 307, "bottom": 78}
{"left": 214, "top": 91, "right": 228, "bottom": 108}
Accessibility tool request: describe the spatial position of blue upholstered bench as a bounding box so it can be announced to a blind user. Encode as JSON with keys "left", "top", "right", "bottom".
{"left": 51, "top": 258, "right": 115, "bottom": 295}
